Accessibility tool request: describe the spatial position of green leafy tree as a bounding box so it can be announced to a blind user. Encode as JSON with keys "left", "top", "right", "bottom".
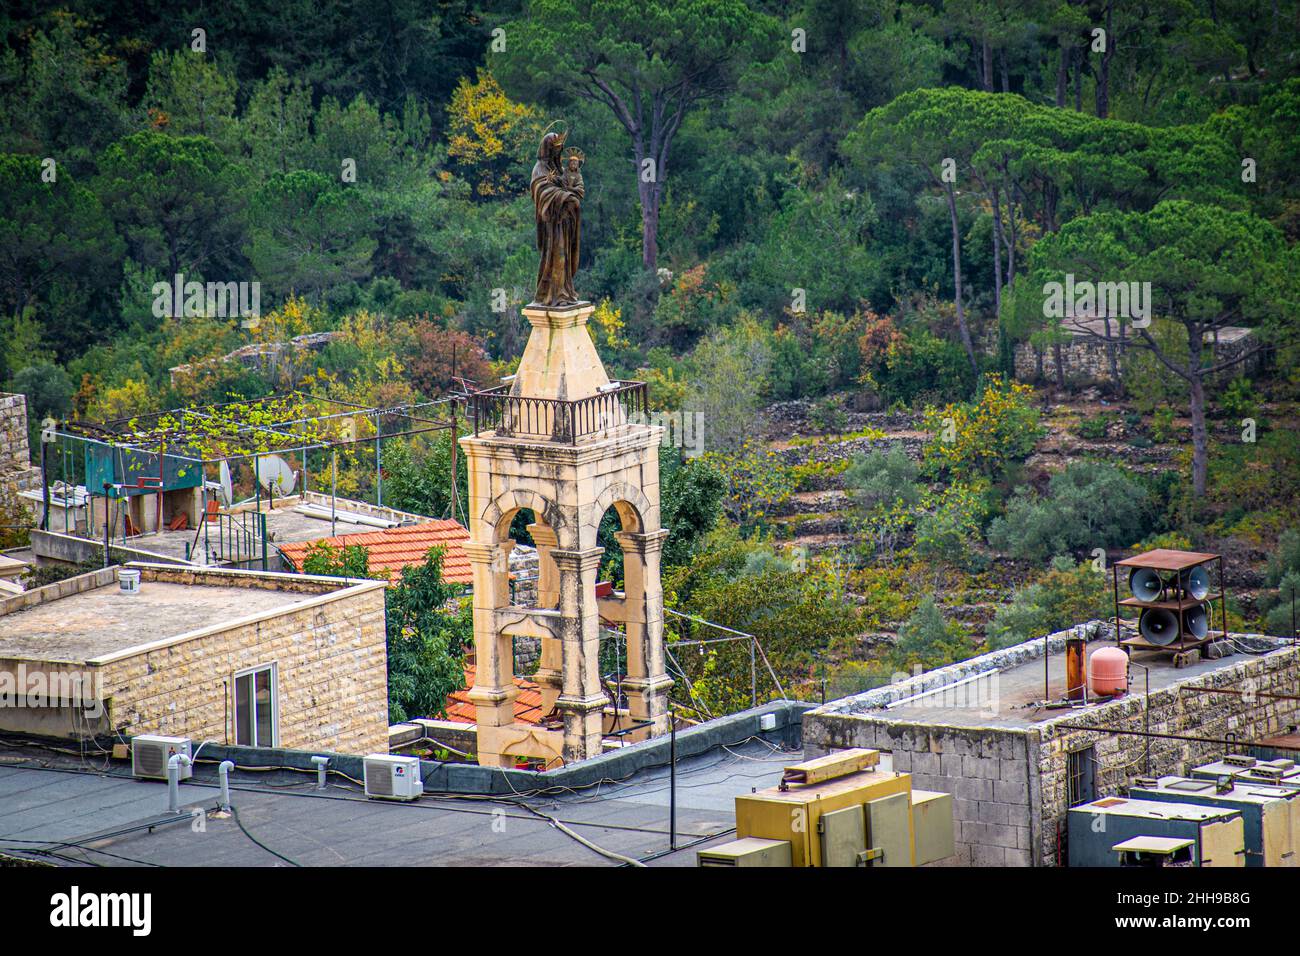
{"left": 240, "top": 67, "right": 314, "bottom": 175}
{"left": 659, "top": 450, "right": 726, "bottom": 568}
{"left": 666, "top": 523, "right": 862, "bottom": 713}
{"left": 247, "top": 170, "right": 377, "bottom": 300}
{"left": 97, "top": 132, "right": 249, "bottom": 281}
{"left": 9, "top": 18, "right": 130, "bottom": 175}
{"left": 384, "top": 546, "right": 471, "bottom": 722}
{"left": 892, "top": 597, "right": 967, "bottom": 669}
{"left": 304, "top": 540, "right": 471, "bottom": 721}
{"left": 380, "top": 431, "right": 468, "bottom": 521}
{"left": 143, "top": 50, "right": 238, "bottom": 148}
{"left": 845, "top": 445, "right": 922, "bottom": 561}
{"left": 923, "top": 374, "right": 1040, "bottom": 483}
{"left": 301, "top": 541, "right": 376, "bottom": 579}
{"left": 685, "top": 317, "right": 771, "bottom": 453}
{"left": 1026, "top": 201, "right": 1299, "bottom": 497}
{"left": 986, "top": 558, "right": 1110, "bottom": 649}
{"left": 495, "top": 0, "right": 781, "bottom": 270}
{"left": 845, "top": 445, "right": 922, "bottom": 513}
{"left": 0, "top": 155, "right": 122, "bottom": 356}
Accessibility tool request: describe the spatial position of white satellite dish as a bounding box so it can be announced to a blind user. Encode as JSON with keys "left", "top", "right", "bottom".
{"left": 255, "top": 454, "right": 297, "bottom": 495}
{"left": 218, "top": 460, "right": 234, "bottom": 507}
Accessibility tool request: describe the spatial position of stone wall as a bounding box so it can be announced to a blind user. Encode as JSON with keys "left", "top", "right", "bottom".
{"left": 804, "top": 628, "right": 1300, "bottom": 866}
{"left": 0, "top": 393, "right": 41, "bottom": 519}
{"left": 94, "top": 566, "right": 390, "bottom": 754}
{"left": 1035, "top": 640, "right": 1300, "bottom": 866}
{"left": 1013, "top": 333, "right": 1261, "bottom": 387}
{"left": 0, "top": 565, "right": 391, "bottom": 754}
{"left": 0, "top": 393, "right": 33, "bottom": 477}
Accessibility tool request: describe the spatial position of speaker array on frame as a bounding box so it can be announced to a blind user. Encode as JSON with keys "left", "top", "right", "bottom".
{"left": 1129, "top": 568, "right": 1165, "bottom": 602}
{"left": 1128, "top": 564, "right": 1212, "bottom": 602}
{"left": 1138, "top": 607, "right": 1180, "bottom": 646}
{"left": 1137, "top": 605, "right": 1210, "bottom": 646}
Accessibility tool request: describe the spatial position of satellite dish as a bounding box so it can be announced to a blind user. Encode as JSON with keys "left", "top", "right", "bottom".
{"left": 218, "top": 460, "right": 233, "bottom": 507}
{"left": 255, "top": 455, "right": 297, "bottom": 495}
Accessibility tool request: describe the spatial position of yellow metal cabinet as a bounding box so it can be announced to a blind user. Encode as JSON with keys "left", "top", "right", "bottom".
{"left": 735, "top": 768, "right": 914, "bottom": 868}
{"left": 911, "top": 790, "right": 956, "bottom": 866}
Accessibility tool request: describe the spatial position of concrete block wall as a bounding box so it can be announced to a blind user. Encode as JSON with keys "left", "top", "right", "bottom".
{"left": 803, "top": 715, "right": 1038, "bottom": 866}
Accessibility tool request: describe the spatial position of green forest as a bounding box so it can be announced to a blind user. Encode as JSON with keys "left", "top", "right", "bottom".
{"left": 3, "top": 1, "right": 1300, "bottom": 709}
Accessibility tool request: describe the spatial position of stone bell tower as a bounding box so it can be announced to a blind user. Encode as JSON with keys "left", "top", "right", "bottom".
{"left": 459, "top": 301, "right": 671, "bottom": 767}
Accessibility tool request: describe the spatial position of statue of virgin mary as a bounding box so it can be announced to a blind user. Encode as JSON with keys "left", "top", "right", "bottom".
{"left": 530, "top": 128, "right": 583, "bottom": 306}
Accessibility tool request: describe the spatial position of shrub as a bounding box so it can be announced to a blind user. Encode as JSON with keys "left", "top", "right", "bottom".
{"left": 922, "top": 374, "right": 1041, "bottom": 483}
{"left": 1074, "top": 411, "right": 1115, "bottom": 440}
{"left": 914, "top": 481, "right": 991, "bottom": 568}
{"left": 1150, "top": 407, "right": 1178, "bottom": 443}
{"left": 985, "top": 559, "right": 1111, "bottom": 649}
{"left": 844, "top": 446, "right": 922, "bottom": 514}
{"left": 892, "top": 597, "right": 967, "bottom": 669}
{"left": 987, "top": 461, "right": 1152, "bottom": 563}
{"left": 1266, "top": 529, "right": 1300, "bottom": 587}
{"left": 1219, "top": 376, "right": 1258, "bottom": 421}
{"left": 1264, "top": 573, "right": 1300, "bottom": 638}
{"left": 866, "top": 327, "right": 974, "bottom": 406}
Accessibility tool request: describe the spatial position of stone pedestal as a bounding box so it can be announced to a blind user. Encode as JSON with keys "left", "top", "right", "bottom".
{"left": 460, "top": 301, "right": 670, "bottom": 766}
{"left": 512, "top": 303, "right": 609, "bottom": 400}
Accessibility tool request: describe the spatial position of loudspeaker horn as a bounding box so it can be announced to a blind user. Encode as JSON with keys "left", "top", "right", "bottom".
{"left": 1182, "top": 604, "right": 1209, "bottom": 640}
{"left": 1139, "top": 607, "right": 1180, "bottom": 646}
{"left": 1179, "top": 565, "right": 1211, "bottom": 601}
{"left": 1129, "top": 567, "right": 1166, "bottom": 603}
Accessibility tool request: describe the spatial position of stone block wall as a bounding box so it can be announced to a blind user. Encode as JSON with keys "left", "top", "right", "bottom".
{"left": 1013, "top": 340, "right": 1119, "bottom": 385}
{"left": 0, "top": 393, "right": 33, "bottom": 476}
{"left": 1013, "top": 334, "right": 1261, "bottom": 388}
{"left": 806, "top": 636, "right": 1300, "bottom": 866}
{"left": 803, "top": 716, "right": 1037, "bottom": 866}
{"left": 1035, "top": 641, "right": 1300, "bottom": 867}
{"left": 0, "top": 393, "right": 40, "bottom": 522}
{"left": 92, "top": 567, "right": 391, "bottom": 755}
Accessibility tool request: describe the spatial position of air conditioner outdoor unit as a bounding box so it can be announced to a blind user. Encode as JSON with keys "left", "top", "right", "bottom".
{"left": 363, "top": 754, "right": 423, "bottom": 801}
{"left": 131, "top": 735, "right": 193, "bottom": 781}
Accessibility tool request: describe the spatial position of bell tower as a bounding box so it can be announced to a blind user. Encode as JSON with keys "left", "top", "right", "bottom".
{"left": 459, "top": 300, "right": 671, "bottom": 767}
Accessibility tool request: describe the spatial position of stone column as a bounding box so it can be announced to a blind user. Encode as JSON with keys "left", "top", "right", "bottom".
{"left": 465, "top": 540, "right": 515, "bottom": 766}
{"left": 550, "top": 545, "right": 606, "bottom": 762}
{"left": 616, "top": 529, "right": 672, "bottom": 737}
{"left": 527, "top": 521, "right": 563, "bottom": 715}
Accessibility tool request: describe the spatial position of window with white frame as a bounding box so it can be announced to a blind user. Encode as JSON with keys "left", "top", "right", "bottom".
{"left": 233, "top": 664, "right": 277, "bottom": 748}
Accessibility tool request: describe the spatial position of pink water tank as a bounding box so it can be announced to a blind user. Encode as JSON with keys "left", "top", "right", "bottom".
{"left": 1090, "top": 646, "right": 1129, "bottom": 697}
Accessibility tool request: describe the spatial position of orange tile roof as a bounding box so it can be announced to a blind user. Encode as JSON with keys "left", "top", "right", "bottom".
{"left": 445, "top": 664, "right": 545, "bottom": 725}
{"left": 279, "top": 520, "right": 472, "bottom": 584}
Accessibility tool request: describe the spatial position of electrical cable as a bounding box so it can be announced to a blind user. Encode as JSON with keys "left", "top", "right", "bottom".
{"left": 230, "top": 805, "right": 301, "bottom": 867}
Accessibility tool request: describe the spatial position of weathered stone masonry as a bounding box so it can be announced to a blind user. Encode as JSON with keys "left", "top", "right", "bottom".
{"left": 803, "top": 628, "right": 1300, "bottom": 866}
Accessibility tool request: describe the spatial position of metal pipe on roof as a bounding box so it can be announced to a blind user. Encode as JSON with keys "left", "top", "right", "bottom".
{"left": 167, "top": 753, "right": 192, "bottom": 814}
{"left": 218, "top": 760, "right": 234, "bottom": 811}
{"left": 311, "top": 755, "right": 330, "bottom": 790}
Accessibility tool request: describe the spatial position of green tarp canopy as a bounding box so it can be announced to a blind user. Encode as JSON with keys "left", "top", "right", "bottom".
{"left": 84, "top": 445, "right": 202, "bottom": 497}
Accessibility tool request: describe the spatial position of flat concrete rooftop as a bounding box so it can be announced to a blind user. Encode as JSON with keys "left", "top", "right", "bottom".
{"left": 824, "top": 631, "right": 1290, "bottom": 731}
{"left": 0, "top": 735, "right": 794, "bottom": 866}
{"left": 0, "top": 577, "right": 329, "bottom": 663}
